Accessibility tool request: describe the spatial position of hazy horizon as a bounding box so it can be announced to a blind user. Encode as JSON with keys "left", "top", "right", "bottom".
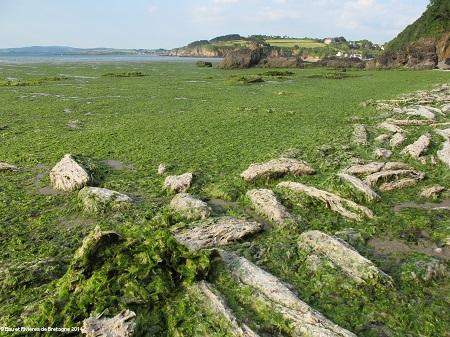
{"left": 0, "top": 0, "right": 430, "bottom": 49}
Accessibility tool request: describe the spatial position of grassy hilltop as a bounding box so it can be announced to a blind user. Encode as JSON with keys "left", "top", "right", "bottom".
{"left": 1, "top": 62, "right": 449, "bottom": 336}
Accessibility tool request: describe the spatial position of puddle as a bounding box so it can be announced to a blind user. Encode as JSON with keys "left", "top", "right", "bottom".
{"left": 394, "top": 199, "right": 450, "bottom": 212}
{"left": 207, "top": 198, "right": 239, "bottom": 212}
{"left": 100, "top": 159, "right": 134, "bottom": 171}
{"left": 368, "top": 238, "right": 450, "bottom": 261}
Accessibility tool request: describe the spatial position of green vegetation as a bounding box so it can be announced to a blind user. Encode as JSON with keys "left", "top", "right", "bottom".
{"left": 102, "top": 71, "right": 145, "bottom": 77}
{"left": 265, "top": 38, "right": 326, "bottom": 48}
{"left": 195, "top": 61, "right": 213, "bottom": 68}
{"left": 387, "top": 0, "right": 450, "bottom": 50}
{"left": 0, "top": 61, "right": 449, "bottom": 336}
{"left": 0, "top": 76, "right": 67, "bottom": 86}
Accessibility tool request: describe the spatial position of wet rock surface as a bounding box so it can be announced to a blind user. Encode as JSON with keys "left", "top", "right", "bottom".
{"left": 78, "top": 187, "right": 133, "bottom": 213}
{"left": 50, "top": 154, "right": 93, "bottom": 191}
{"left": 246, "top": 188, "right": 292, "bottom": 225}
{"left": 170, "top": 193, "right": 211, "bottom": 220}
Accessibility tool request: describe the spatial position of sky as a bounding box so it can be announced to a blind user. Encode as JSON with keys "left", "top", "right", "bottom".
{"left": 0, "top": 0, "right": 430, "bottom": 49}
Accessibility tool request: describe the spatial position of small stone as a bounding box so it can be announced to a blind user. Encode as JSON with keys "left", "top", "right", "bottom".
{"left": 157, "top": 163, "right": 166, "bottom": 175}
{"left": 164, "top": 172, "right": 193, "bottom": 193}
{"left": 170, "top": 193, "right": 211, "bottom": 220}
{"left": 81, "top": 309, "right": 135, "bottom": 337}
{"left": 353, "top": 124, "right": 368, "bottom": 145}
{"left": 390, "top": 132, "right": 406, "bottom": 148}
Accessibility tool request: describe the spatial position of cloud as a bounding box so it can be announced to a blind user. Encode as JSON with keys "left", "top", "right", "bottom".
{"left": 147, "top": 4, "right": 158, "bottom": 13}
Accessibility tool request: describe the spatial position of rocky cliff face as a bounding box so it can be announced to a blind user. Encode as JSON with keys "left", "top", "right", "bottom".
{"left": 168, "top": 46, "right": 227, "bottom": 57}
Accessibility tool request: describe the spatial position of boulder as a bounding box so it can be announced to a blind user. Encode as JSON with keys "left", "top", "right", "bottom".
{"left": 299, "top": 230, "right": 392, "bottom": 285}
{"left": 78, "top": 187, "right": 132, "bottom": 213}
{"left": 246, "top": 189, "right": 292, "bottom": 225}
{"left": 278, "top": 181, "right": 373, "bottom": 220}
{"left": 378, "top": 121, "right": 404, "bottom": 134}
{"left": 344, "top": 162, "right": 411, "bottom": 176}
{"left": 435, "top": 128, "right": 450, "bottom": 168}
{"left": 218, "top": 250, "right": 357, "bottom": 337}
{"left": 400, "top": 256, "right": 448, "bottom": 283}
{"left": 164, "top": 172, "right": 193, "bottom": 193}
{"left": 319, "top": 56, "right": 365, "bottom": 69}
{"left": 401, "top": 133, "right": 431, "bottom": 158}
{"left": 259, "top": 56, "right": 304, "bottom": 68}
{"left": 81, "top": 310, "right": 135, "bottom": 337}
{"left": 241, "top": 158, "right": 314, "bottom": 181}
{"left": 50, "top": 154, "right": 92, "bottom": 191}
{"left": 364, "top": 170, "right": 425, "bottom": 187}
{"left": 170, "top": 193, "right": 211, "bottom": 220}
{"left": 173, "top": 217, "right": 262, "bottom": 251}
{"left": 0, "top": 162, "right": 19, "bottom": 172}
{"left": 219, "top": 48, "right": 264, "bottom": 69}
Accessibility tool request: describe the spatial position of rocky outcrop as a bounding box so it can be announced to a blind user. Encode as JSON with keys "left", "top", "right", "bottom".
{"left": 174, "top": 217, "right": 263, "bottom": 251}
{"left": 50, "top": 154, "right": 93, "bottom": 191}
{"left": 170, "top": 193, "right": 211, "bottom": 220}
{"left": 370, "top": 39, "right": 438, "bottom": 70}
{"left": 164, "top": 172, "right": 193, "bottom": 193}
{"left": 299, "top": 230, "right": 391, "bottom": 285}
{"left": 78, "top": 187, "right": 133, "bottom": 213}
{"left": 218, "top": 250, "right": 357, "bottom": 337}
{"left": 278, "top": 181, "right": 373, "bottom": 220}
{"left": 246, "top": 189, "right": 292, "bottom": 225}
{"left": 168, "top": 45, "right": 227, "bottom": 58}
{"left": 435, "top": 128, "right": 450, "bottom": 168}
{"left": 81, "top": 310, "right": 135, "bottom": 337}
{"left": 241, "top": 158, "right": 315, "bottom": 181}
{"left": 319, "top": 56, "right": 365, "bottom": 69}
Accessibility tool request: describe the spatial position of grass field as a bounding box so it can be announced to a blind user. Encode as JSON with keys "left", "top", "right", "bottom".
{"left": 0, "top": 62, "right": 449, "bottom": 336}
{"left": 265, "top": 39, "right": 326, "bottom": 48}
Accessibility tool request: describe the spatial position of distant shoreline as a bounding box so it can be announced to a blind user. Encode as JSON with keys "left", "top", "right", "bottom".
{"left": 0, "top": 54, "right": 223, "bottom": 64}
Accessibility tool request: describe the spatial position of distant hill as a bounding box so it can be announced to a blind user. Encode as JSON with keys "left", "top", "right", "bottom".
{"left": 0, "top": 46, "right": 168, "bottom": 56}
{"left": 373, "top": 0, "right": 450, "bottom": 70}
{"left": 386, "top": 0, "right": 449, "bottom": 51}
{"left": 169, "top": 35, "right": 383, "bottom": 60}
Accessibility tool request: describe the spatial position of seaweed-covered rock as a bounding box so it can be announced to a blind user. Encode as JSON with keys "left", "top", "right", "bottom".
{"left": 218, "top": 250, "right": 357, "bottom": 337}
{"left": 401, "top": 133, "right": 431, "bottom": 158}
{"left": 241, "top": 158, "right": 315, "bottom": 181}
{"left": 78, "top": 187, "right": 133, "bottom": 213}
{"left": 50, "top": 154, "right": 93, "bottom": 191}
{"left": 81, "top": 309, "right": 136, "bottom": 337}
{"left": 246, "top": 188, "right": 292, "bottom": 225}
{"left": 420, "top": 185, "right": 445, "bottom": 198}
{"left": 374, "top": 148, "right": 392, "bottom": 159}
{"left": 299, "top": 230, "right": 391, "bottom": 285}
{"left": 353, "top": 124, "right": 368, "bottom": 145}
{"left": 337, "top": 173, "right": 380, "bottom": 201}
{"left": 400, "top": 255, "right": 448, "bottom": 283}
{"left": 164, "top": 172, "right": 193, "bottom": 193}
{"left": 170, "top": 193, "right": 211, "bottom": 220}
{"left": 174, "top": 217, "right": 262, "bottom": 251}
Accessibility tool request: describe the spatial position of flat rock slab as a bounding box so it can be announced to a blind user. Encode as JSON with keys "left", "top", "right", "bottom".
{"left": 78, "top": 187, "right": 133, "bottom": 213}
{"left": 50, "top": 154, "right": 92, "bottom": 191}
{"left": 299, "top": 230, "right": 391, "bottom": 285}
{"left": 219, "top": 250, "right": 357, "bottom": 337}
{"left": 278, "top": 181, "right": 373, "bottom": 220}
{"left": 401, "top": 133, "right": 431, "bottom": 158}
{"left": 174, "top": 217, "right": 263, "bottom": 251}
{"left": 192, "top": 281, "right": 259, "bottom": 337}
{"left": 241, "top": 158, "right": 314, "bottom": 181}
{"left": 81, "top": 309, "right": 135, "bottom": 337}
{"left": 397, "top": 105, "right": 440, "bottom": 120}
{"left": 378, "top": 121, "right": 404, "bottom": 134}
{"left": 353, "top": 124, "right": 368, "bottom": 145}
{"left": 344, "top": 161, "right": 411, "bottom": 176}
{"left": 436, "top": 129, "right": 450, "bottom": 169}
{"left": 0, "top": 162, "right": 19, "bottom": 171}
{"left": 164, "top": 172, "right": 193, "bottom": 192}
{"left": 246, "top": 189, "right": 292, "bottom": 225}
{"left": 337, "top": 173, "right": 380, "bottom": 201}
{"left": 170, "top": 193, "right": 211, "bottom": 220}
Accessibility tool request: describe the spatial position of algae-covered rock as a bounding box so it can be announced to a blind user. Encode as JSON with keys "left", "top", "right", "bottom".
{"left": 246, "top": 188, "right": 292, "bottom": 225}
{"left": 299, "top": 230, "right": 391, "bottom": 285}
{"left": 164, "top": 172, "right": 193, "bottom": 193}
{"left": 0, "top": 162, "right": 20, "bottom": 172}
{"left": 241, "top": 158, "right": 315, "bottom": 181}
{"left": 174, "top": 217, "right": 262, "bottom": 251}
{"left": 400, "top": 255, "right": 448, "bottom": 283}
{"left": 170, "top": 193, "right": 211, "bottom": 220}
{"left": 78, "top": 187, "right": 133, "bottom": 213}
